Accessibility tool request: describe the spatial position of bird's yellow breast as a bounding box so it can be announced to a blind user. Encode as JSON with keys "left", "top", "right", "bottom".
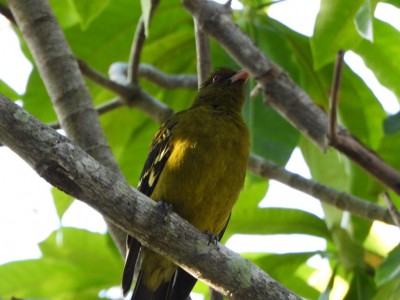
{"left": 150, "top": 106, "right": 249, "bottom": 235}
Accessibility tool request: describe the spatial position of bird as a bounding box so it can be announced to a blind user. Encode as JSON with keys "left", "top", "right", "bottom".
{"left": 122, "top": 67, "right": 250, "bottom": 300}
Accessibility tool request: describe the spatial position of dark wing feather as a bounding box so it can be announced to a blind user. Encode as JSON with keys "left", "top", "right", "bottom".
{"left": 122, "top": 120, "right": 176, "bottom": 297}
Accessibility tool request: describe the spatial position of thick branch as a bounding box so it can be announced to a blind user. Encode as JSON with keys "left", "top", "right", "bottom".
{"left": 0, "top": 95, "right": 300, "bottom": 300}
{"left": 183, "top": 0, "right": 400, "bottom": 195}
{"left": 8, "top": 0, "right": 126, "bottom": 254}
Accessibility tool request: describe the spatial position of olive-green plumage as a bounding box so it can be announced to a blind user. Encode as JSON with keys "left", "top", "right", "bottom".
{"left": 122, "top": 67, "right": 250, "bottom": 300}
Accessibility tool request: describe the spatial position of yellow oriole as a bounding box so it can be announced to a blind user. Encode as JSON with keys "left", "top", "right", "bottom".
{"left": 122, "top": 67, "right": 250, "bottom": 300}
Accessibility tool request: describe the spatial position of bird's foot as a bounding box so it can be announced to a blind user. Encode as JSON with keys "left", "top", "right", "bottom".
{"left": 157, "top": 200, "right": 173, "bottom": 222}
{"left": 204, "top": 230, "right": 219, "bottom": 246}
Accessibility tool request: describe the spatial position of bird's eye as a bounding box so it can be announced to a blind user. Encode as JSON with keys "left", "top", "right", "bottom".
{"left": 212, "top": 75, "right": 222, "bottom": 84}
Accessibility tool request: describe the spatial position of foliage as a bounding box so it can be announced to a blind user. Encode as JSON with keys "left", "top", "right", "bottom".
{"left": 1, "top": 0, "right": 400, "bottom": 299}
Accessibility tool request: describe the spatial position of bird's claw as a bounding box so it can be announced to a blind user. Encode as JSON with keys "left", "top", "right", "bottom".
{"left": 157, "top": 200, "right": 173, "bottom": 221}
{"left": 204, "top": 230, "right": 219, "bottom": 246}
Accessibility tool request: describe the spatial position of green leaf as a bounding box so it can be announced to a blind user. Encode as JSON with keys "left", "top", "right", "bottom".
{"left": 51, "top": 187, "right": 74, "bottom": 220}
{"left": 355, "top": 20, "right": 400, "bottom": 101}
{"left": 344, "top": 267, "right": 376, "bottom": 300}
{"left": 71, "top": 0, "right": 111, "bottom": 29}
{"left": 250, "top": 252, "right": 320, "bottom": 299}
{"left": 374, "top": 275, "right": 400, "bottom": 300}
{"left": 49, "top": 0, "right": 80, "bottom": 29}
{"left": 384, "top": 113, "right": 400, "bottom": 135}
{"left": 331, "top": 226, "right": 365, "bottom": 272}
{"left": 300, "top": 138, "right": 347, "bottom": 227}
{"left": 0, "top": 228, "right": 122, "bottom": 299}
{"left": 229, "top": 207, "right": 331, "bottom": 239}
{"left": 0, "top": 79, "right": 20, "bottom": 99}
{"left": 355, "top": 0, "right": 374, "bottom": 41}
{"left": 244, "top": 96, "right": 299, "bottom": 166}
{"left": 22, "top": 68, "right": 57, "bottom": 123}
{"left": 311, "top": 0, "right": 364, "bottom": 69}
{"left": 376, "top": 243, "right": 400, "bottom": 286}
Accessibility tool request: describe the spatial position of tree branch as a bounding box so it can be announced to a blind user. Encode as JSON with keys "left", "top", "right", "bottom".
{"left": 194, "top": 18, "right": 211, "bottom": 86}
{"left": 127, "top": 0, "right": 160, "bottom": 84}
{"left": 183, "top": 0, "right": 400, "bottom": 195}
{"left": 382, "top": 192, "right": 400, "bottom": 227}
{"left": 8, "top": 0, "right": 126, "bottom": 255}
{"left": 329, "top": 50, "right": 345, "bottom": 143}
{"left": 109, "top": 62, "right": 198, "bottom": 89}
{"left": 79, "top": 59, "right": 173, "bottom": 124}
{"left": 248, "top": 154, "right": 393, "bottom": 225}
{"left": 0, "top": 95, "right": 300, "bottom": 300}
{"left": 0, "top": 3, "right": 15, "bottom": 24}
{"left": 83, "top": 58, "right": 396, "bottom": 226}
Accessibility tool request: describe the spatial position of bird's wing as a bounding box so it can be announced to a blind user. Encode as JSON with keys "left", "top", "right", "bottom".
{"left": 122, "top": 119, "right": 176, "bottom": 296}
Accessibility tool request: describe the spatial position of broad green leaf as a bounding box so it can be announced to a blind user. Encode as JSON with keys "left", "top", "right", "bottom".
{"left": 311, "top": 0, "right": 364, "bottom": 69}
{"left": 222, "top": 180, "right": 268, "bottom": 241}
{"left": 49, "top": 0, "right": 80, "bottom": 29}
{"left": 244, "top": 96, "right": 299, "bottom": 166}
{"left": 0, "top": 228, "right": 122, "bottom": 299}
{"left": 338, "top": 66, "right": 386, "bottom": 149}
{"left": 355, "top": 0, "right": 374, "bottom": 41}
{"left": 374, "top": 275, "right": 400, "bottom": 300}
{"left": 71, "top": 0, "right": 111, "bottom": 29}
{"left": 355, "top": 20, "right": 400, "bottom": 101}
{"left": 375, "top": 243, "right": 400, "bottom": 286}
{"left": 237, "top": 177, "right": 268, "bottom": 209}
{"left": 247, "top": 14, "right": 327, "bottom": 106}
{"left": 344, "top": 267, "right": 376, "bottom": 299}
{"left": 249, "top": 252, "right": 320, "bottom": 299}
{"left": 228, "top": 207, "right": 331, "bottom": 239}
{"left": 376, "top": 132, "right": 400, "bottom": 176}
{"left": 331, "top": 226, "right": 365, "bottom": 272}
{"left": 0, "top": 79, "right": 20, "bottom": 99}
{"left": 39, "top": 228, "right": 122, "bottom": 269}
{"left": 22, "top": 68, "right": 57, "bottom": 123}
{"left": 383, "top": 113, "right": 400, "bottom": 135}
{"left": 300, "top": 138, "right": 347, "bottom": 227}
{"left": 63, "top": 0, "right": 141, "bottom": 74}
{"left": 0, "top": 258, "right": 95, "bottom": 299}
{"left": 51, "top": 187, "right": 74, "bottom": 220}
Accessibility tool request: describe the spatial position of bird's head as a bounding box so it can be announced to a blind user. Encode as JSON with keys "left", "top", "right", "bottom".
{"left": 193, "top": 67, "right": 249, "bottom": 112}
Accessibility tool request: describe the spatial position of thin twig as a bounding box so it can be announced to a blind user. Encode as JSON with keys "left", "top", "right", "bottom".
{"left": 127, "top": 17, "right": 146, "bottom": 85}
{"left": 127, "top": 0, "right": 160, "bottom": 84}
{"left": 248, "top": 154, "right": 394, "bottom": 225}
{"left": 194, "top": 18, "right": 211, "bottom": 87}
{"left": 382, "top": 192, "right": 400, "bottom": 227}
{"left": 329, "top": 50, "right": 345, "bottom": 143}
{"left": 46, "top": 98, "right": 126, "bottom": 131}
{"left": 80, "top": 60, "right": 173, "bottom": 123}
{"left": 109, "top": 63, "right": 197, "bottom": 89}
{"left": 78, "top": 59, "right": 132, "bottom": 97}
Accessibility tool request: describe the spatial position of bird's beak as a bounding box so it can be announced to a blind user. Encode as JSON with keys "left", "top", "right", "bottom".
{"left": 230, "top": 70, "right": 249, "bottom": 83}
